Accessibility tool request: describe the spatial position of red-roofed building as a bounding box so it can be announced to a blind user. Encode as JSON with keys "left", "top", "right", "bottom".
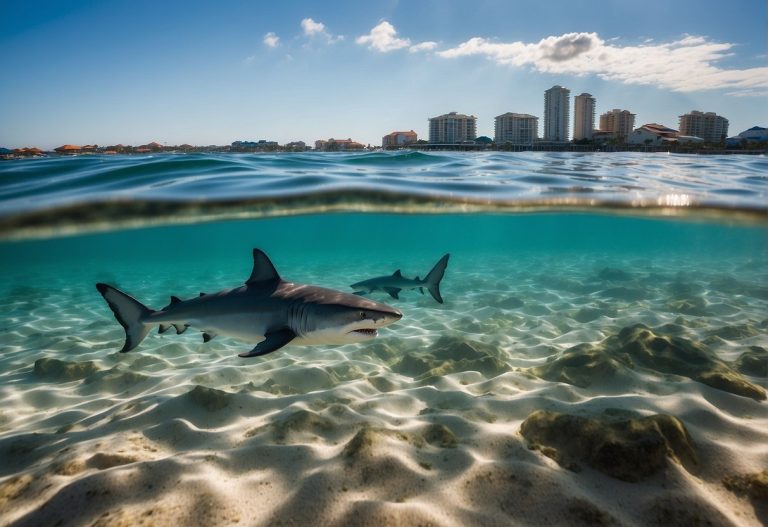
{"left": 54, "top": 144, "right": 82, "bottom": 154}
{"left": 382, "top": 130, "right": 417, "bottom": 148}
{"left": 627, "top": 123, "right": 680, "bottom": 146}
{"left": 314, "top": 138, "right": 365, "bottom": 151}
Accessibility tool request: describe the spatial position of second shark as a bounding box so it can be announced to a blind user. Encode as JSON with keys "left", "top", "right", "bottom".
{"left": 351, "top": 254, "right": 450, "bottom": 303}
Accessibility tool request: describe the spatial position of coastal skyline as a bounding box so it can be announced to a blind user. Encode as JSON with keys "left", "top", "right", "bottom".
{"left": 1, "top": 0, "right": 766, "bottom": 150}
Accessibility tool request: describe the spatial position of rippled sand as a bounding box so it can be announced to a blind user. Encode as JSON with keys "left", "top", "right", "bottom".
{"left": 1, "top": 252, "right": 766, "bottom": 526}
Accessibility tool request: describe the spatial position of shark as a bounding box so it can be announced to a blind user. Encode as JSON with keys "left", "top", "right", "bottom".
{"left": 350, "top": 254, "right": 450, "bottom": 304}
{"left": 96, "top": 248, "right": 403, "bottom": 358}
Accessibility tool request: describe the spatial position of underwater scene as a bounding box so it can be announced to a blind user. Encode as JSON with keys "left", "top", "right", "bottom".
{"left": 0, "top": 152, "right": 766, "bottom": 526}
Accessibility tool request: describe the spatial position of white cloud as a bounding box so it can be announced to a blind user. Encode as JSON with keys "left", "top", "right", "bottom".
{"left": 301, "top": 18, "right": 326, "bottom": 37}
{"left": 409, "top": 41, "right": 438, "bottom": 53}
{"left": 357, "top": 22, "right": 438, "bottom": 54}
{"left": 356, "top": 21, "right": 411, "bottom": 52}
{"left": 300, "top": 18, "right": 342, "bottom": 42}
{"left": 725, "top": 89, "right": 768, "bottom": 97}
{"left": 437, "top": 32, "right": 768, "bottom": 93}
{"left": 263, "top": 32, "right": 279, "bottom": 48}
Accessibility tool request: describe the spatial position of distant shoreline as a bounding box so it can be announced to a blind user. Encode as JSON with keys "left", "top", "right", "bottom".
{"left": 2, "top": 145, "right": 766, "bottom": 159}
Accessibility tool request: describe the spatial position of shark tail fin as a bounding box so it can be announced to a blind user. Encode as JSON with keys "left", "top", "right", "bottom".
{"left": 424, "top": 254, "right": 450, "bottom": 304}
{"left": 96, "top": 283, "right": 154, "bottom": 352}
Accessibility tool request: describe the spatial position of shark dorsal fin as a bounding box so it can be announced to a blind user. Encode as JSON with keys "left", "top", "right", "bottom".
{"left": 170, "top": 296, "right": 181, "bottom": 305}
{"left": 393, "top": 269, "right": 402, "bottom": 277}
{"left": 246, "top": 249, "right": 281, "bottom": 286}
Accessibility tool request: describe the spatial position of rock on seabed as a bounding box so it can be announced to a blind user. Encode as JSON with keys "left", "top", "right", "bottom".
{"left": 531, "top": 324, "right": 766, "bottom": 401}
{"left": 520, "top": 410, "right": 698, "bottom": 482}
{"left": 33, "top": 358, "right": 100, "bottom": 381}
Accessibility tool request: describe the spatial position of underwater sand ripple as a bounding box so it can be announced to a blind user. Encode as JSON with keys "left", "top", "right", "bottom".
{"left": 0, "top": 252, "right": 766, "bottom": 526}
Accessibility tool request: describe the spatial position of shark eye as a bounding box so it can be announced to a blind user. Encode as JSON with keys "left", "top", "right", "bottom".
{"left": 360, "top": 312, "right": 367, "bottom": 320}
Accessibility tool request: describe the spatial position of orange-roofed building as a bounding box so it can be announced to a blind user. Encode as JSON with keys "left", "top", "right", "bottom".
{"left": 314, "top": 138, "right": 365, "bottom": 151}
{"left": 382, "top": 130, "right": 417, "bottom": 148}
{"left": 13, "top": 147, "right": 44, "bottom": 156}
{"left": 55, "top": 144, "right": 82, "bottom": 154}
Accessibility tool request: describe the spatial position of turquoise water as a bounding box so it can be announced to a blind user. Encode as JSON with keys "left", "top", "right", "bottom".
{"left": 0, "top": 152, "right": 766, "bottom": 526}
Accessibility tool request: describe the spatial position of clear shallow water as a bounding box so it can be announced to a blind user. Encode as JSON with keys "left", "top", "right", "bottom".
{"left": 0, "top": 152, "right": 766, "bottom": 526}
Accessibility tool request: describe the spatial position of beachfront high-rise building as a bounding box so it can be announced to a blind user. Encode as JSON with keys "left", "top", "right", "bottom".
{"left": 494, "top": 113, "right": 539, "bottom": 144}
{"left": 428, "top": 112, "right": 477, "bottom": 144}
{"left": 382, "top": 130, "right": 417, "bottom": 148}
{"left": 599, "top": 109, "right": 636, "bottom": 141}
{"left": 573, "top": 93, "right": 596, "bottom": 140}
{"left": 678, "top": 111, "right": 729, "bottom": 143}
{"left": 543, "top": 85, "right": 570, "bottom": 141}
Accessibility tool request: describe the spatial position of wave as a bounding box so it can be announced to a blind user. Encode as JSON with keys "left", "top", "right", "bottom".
{"left": 0, "top": 151, "right": 766, "bottom": 238}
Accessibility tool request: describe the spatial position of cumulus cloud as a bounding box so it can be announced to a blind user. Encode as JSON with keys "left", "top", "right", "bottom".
{"left": 301, "top": 18, "right": 326, "bottom": 36}
{"left": 356, "top": 21, "right": 410, "bottom": 52}
{"left": 263, "top": 32, "right": 279, "bottom": 48}
{"left": 357, "top": 21, "right": 440, "bottom": 55}
{"left": 300, "top": 18, "right": 342, "bottom": 42}
{"left": 437, "top": 32, "right": 768, "bottom": 94}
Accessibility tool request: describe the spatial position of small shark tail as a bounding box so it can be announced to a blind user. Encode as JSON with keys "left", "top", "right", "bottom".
{"left": 96, "top": 283, "right": 154, "bottom": 352}
{"left": 423, "top": 254, "right": 450, "bottom": 304}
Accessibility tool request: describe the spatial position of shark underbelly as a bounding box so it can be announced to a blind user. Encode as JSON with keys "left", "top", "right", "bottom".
{"left": 189, "top": 313, "right": 269, "bottom": 343}
{"left": 149, "top": 305, "right": 275, "bottom": 344}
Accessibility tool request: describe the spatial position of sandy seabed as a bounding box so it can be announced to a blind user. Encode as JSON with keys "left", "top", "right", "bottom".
{"left": 0, "top": 253, "right": 766, "bottom": 526}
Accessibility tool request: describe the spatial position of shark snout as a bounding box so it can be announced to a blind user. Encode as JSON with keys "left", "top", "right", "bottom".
{"left": 376, "top": 307, "right": 402, "bottom": 326}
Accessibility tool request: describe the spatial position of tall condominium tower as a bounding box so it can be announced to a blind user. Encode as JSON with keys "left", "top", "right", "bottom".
{"left": 678, "top": 111, "right": 729, "bottom": 142}
{"left": 543, "top": 85, "right": 570, "bottom": 141}
{"left": 428, "top": 112, "right": 477, "bottom": 144}
{"left": 599, "top": 109, "right": 636, "bottom": 140}
{"left": 573, "top": 93, "right": 596, "bottom": 140}
{"left": 494, "top": 113, "right": 539, "bottom": 144}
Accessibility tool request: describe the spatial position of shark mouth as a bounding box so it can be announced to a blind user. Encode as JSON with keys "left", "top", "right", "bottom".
{"left": 350, "top": 328, "right": 378, "bottom": 336}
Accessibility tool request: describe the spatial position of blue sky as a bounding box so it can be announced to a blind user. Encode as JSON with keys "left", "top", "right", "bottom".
{"left": 1, "top": 0, "right": 766, "bottom": 149}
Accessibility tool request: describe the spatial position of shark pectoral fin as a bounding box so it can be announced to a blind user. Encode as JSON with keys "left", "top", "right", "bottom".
{"left": 238, "top": 328, "right": 296, "bottom": 358}
{"left": 158, "top": 324, "right": 172, "bottom": 334}
{"left": 202, "top": 332, "right": 216, "bottom": 343}
{"left": 174, "top": 324, "right": 189, "bottom": 335}
{"left": 384, "top": 287, "right": 401, "bottom": 299}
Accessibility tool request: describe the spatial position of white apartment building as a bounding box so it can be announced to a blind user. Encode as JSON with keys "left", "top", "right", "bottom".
{"left": 599, "top": 109, "right": 636, "bottom": 140}
{"left": 573, "top": 93, "right": 596, "bottom": 140}
{"left": 428, "top": 112, "right": 477, "bottom": 143}
{"left": 494, "top": 113, "right": 539, "bottom": 144}
{"left": 678, "top": 111, "right": 729, "bottom": 143}
{"left": 543, "top": 85, "right": 570, "bottom": 141}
